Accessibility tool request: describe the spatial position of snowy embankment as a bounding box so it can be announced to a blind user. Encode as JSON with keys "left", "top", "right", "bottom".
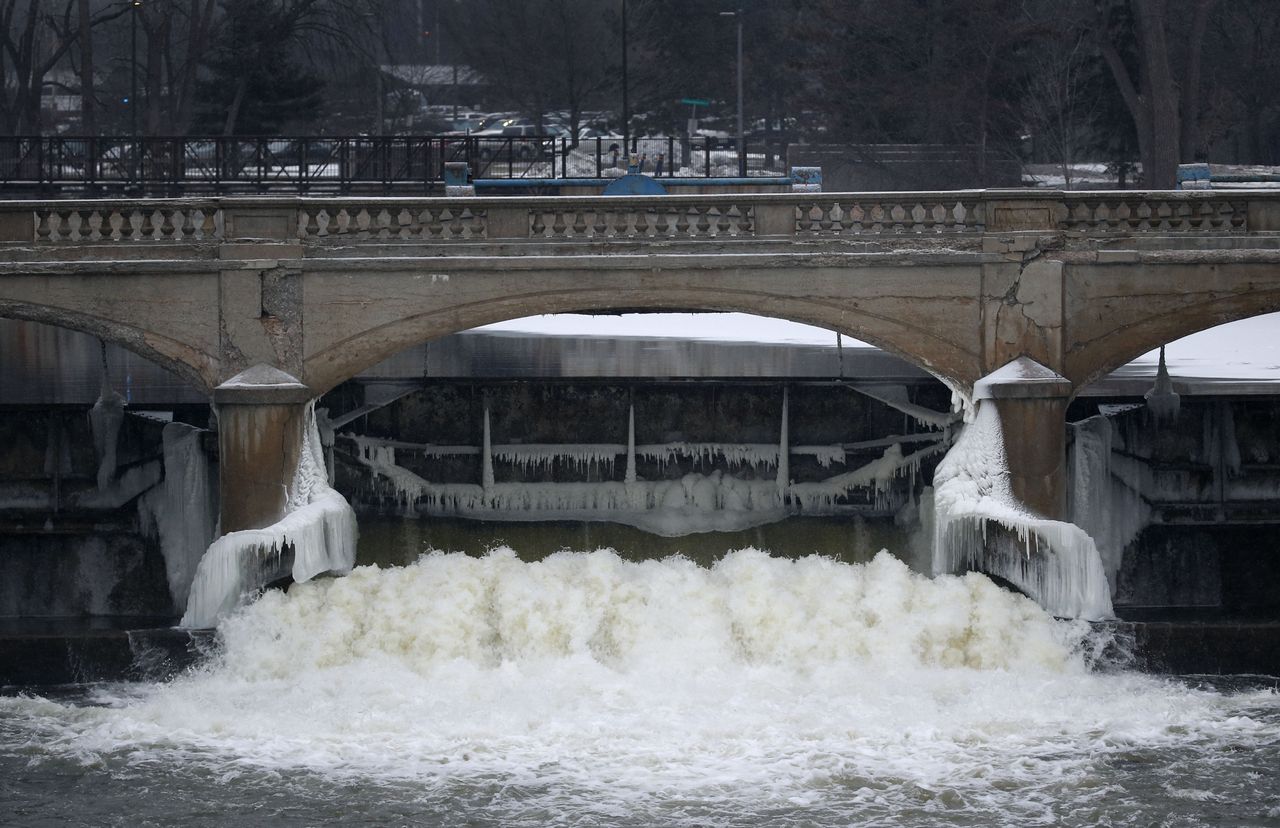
{"left": 931, "top": 403, "right": 1113, "bottom": 620}
{"left": 181, "top": 404, "right": 356, "bottom": 628}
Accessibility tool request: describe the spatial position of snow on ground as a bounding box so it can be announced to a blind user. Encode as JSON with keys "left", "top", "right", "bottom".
{"left": 477, "top": 311, "right": 1280, "bottom": 385}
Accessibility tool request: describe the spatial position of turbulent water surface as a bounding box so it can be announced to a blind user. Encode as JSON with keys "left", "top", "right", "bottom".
{"left": 3, "top": 549, "right": 1279, "bottom": 827}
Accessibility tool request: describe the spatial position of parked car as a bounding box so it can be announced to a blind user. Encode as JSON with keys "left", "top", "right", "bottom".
{"left": 472, "top": 123, "right": 556, "bottom": 160}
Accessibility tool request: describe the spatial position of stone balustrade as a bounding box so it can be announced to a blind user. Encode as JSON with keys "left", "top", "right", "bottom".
{"left": 1, "top": 189, "right": 1277, "bottom": 247}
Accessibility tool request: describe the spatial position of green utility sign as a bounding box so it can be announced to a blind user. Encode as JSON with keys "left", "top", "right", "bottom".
{"left": 680, "top": 98, "right": 710, "bottom": 107}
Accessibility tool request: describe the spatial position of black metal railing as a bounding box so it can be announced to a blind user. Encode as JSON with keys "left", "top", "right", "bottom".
{"left": 0, "top": 135, "right": 789, "bottom": 195}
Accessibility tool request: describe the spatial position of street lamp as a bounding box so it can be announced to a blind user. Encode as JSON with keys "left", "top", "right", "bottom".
{"left": 130, "top": 0, "right": 141, "bottom": 187}
{"left": 130, "top": 0, "right": 141, "bottom": 139}
{"left": 719, "top": 8, "right": 745, "bottom": 177}
{"left": 621, "top": 0, "right": 629, "bottom": 161}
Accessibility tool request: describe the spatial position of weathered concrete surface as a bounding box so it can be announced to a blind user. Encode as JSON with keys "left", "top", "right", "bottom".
{"left": 214, "top": 401, "right": 305, "bottom": 533}
{"left": 991, "top": 396, "right": 1070, "bottom": 519}
{"left": 2, "top": 192, "right": 1278, "bottom": 402}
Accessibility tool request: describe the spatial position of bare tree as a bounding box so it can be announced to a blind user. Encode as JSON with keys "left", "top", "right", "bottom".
{"left": 1021, "top": 9, "right": 1099, "bottom": 188}
{"left": 129, "top": 0, "right": 218, "bottom": 134}
{"left": 0, "top": 0, "right": 124, "bottom": 134}
{"left": 444, "top": 0, "right": 617, "bottom": 141}
{"left": 1096, "top": 0, "right": 1216, "bottom": 188}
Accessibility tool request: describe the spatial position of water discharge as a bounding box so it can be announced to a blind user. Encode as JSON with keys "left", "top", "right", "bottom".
{"left": 3, "top": 549, "right": 1279, "bottom": 826}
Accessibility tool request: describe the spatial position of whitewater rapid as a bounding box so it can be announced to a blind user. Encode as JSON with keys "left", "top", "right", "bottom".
{"left": 3, "top": 549, "right": 1279, "bottom": 826}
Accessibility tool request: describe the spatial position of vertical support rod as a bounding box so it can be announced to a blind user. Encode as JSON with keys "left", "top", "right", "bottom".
{"left": 625, "top": 402, "right": 637, "bottom": 483}
{"left": 777, "top": 385, "right": 790, "bottom": 503}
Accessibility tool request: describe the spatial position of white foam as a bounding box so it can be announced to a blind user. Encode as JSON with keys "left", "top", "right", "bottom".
{"left": 3, "top": 549, "right": 1276, "bottom": 825}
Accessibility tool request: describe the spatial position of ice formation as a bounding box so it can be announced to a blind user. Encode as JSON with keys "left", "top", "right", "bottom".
{"left": 494, "top": 444, "right": 623, "bottom": 476}
{"left": 351, "top": 435, "right": 788, "bottom": 535}
{"left": 1068, "top": 414, "right": 1150, "bottom": 590}
{"left": 348, "top": 427, "right": 939, "bottom": 536}
{"left": 1144, "top": 345, "right": 1181, "bottom": 423}
{"left": 789, "top": 441, "right": 947, "bottom": 513}
{"left": 181, "top": 404, "right": 357, "bottom": 628}
{"left": 847, "top": 383, "right": 958, "bottom": 430}
{"left": 931, "top": 403, "right": 1113, "bottom": 620}
{"left": 636, "top": 442, "right": 781, "bottom": 471}
{"left": 137, "top": 422, "right": 217, "bottom": 608}
{"left": 88, "top": 378, "right": 126, "bottom": 490}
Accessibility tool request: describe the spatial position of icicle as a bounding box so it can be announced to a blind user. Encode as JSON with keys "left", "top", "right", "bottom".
{"left": 1144, "top": 345, "right": 1181, "bottom": 423}
{"left": 482, "top": 401, "right": 495, "bottom": 492}
{"left": 625, "top": 403, "right": 637, "bottom": 483}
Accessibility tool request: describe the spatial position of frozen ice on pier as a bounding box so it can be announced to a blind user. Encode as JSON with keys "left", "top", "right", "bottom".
{"left": 88, "top": 379, "right": 126, "bottom": 491}
{"left": 181, "top": 404, "right": 357, "bottom": 628}
{"left": 1068, "top": 414, "right": 1149, "bottom": 591}
{"left": 137, "top": 422, "right": 217, "bottom": 608}
{"left": 932, "top": 404, "right": 1113, "bottom": 620}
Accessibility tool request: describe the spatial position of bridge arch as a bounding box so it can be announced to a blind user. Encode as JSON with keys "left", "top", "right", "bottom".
{"left": 1066, "top": 290, "right": 1280, "bottom": 393}
{"left": 0, "top": 302, "right": 218, "bottom": 396}
{"left": 302, "top": 286, "right": 981, "bottom": 396}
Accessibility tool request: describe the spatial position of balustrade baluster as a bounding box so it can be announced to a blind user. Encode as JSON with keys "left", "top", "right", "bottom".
{"left": 54, "top": 212, "right": 73, "bottom": 242}
{"left": 655, "top": 207, "right": 675, "bottom": 236}
{"left": 714, "top": 206, "right": 731, "bottom": 235}
{"left": 694, "top": 206, "right": 712, "bottom": 236}
{"left": 417, "top": 208, "right": 438, "bottom": 238}
{"left": 910, "top": 203, "right": 927, "bottom": 232}
{"left": 816, "top": 202, "right": 833, "bottom": 233}
{"left": 158, "top": 209, "right": 177, "bottom": 239}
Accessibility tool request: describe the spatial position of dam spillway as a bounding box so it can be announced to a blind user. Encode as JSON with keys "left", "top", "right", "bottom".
{"left": 2, "top": 314, "right": 1280, "bottom": 826}
{"left": 2, "top": 315, "right": 1279, "bottom": 641}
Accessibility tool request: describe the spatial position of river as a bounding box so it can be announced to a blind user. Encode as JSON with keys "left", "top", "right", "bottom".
{"left": 3, "top": 548, "right": 1278, "bottom": 827}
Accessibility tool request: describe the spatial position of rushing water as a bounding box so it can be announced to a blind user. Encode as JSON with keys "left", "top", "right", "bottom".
{"left": 3, "top": 549, "right": 1279, "bottom": 827}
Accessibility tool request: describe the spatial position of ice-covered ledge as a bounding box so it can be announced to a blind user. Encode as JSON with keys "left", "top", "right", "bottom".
{"left": 973, "top": 356, "right": 1073, "bottom": 402}
{"left": 212, "top": 364, "right": 313, "bottom": 406}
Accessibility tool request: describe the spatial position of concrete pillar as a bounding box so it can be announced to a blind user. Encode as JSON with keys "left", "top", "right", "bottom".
{"left": 212, "top": 365, "right": 313, "bottom": 533}
{"left": 974, "top": 356, "right": 1073, "bottom": 520}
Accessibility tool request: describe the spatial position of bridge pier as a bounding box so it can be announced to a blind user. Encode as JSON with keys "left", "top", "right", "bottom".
{"left": 974, "top": 357, "right": 1073, "bottom": 520}
{"left": 212, "top": 366, "right": 313, "bottom": 533}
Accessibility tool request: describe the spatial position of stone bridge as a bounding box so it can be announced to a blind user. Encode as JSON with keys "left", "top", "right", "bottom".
{"left": 3, "top": 189, "right": 1280, "bottom": 535}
